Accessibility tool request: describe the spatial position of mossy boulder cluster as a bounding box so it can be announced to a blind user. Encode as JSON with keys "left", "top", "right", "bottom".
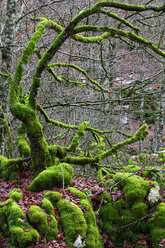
{"left": 98, "top": 166, "right": 165, "bottom": 248}
{"left": 0, "top": 187, "right": 103, "bottom": 248}
{"left": 0, "top": 196, "right": 39, "bottom": 247}
{"left": 28, "top": 163, "right": 74, "bottom": 191}
{"left": 0, "top": 165, "right": 164, "bottom": 247}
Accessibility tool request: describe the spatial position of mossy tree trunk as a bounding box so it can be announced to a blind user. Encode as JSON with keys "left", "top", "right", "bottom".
{"left": 10, "top": 103, "right": 52, "bottom": 171}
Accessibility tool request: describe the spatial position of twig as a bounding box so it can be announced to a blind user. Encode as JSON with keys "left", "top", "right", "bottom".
{"left": 59, "top": 163, "right": 67, "bottom": 199}
{"left": 109, "top": 213, "right": 154, "bottom": 232}
{"left": 0, "top": 201, "right": 13, "bottom": 208}
{"left": 8, "top": 157, "right": 30, "bottom": 167}
{"left": 109, "top": 170, "right": 142, "bottom": 191}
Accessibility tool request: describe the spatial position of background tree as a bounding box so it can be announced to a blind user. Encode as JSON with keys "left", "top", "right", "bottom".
{"left": 0, "top": 0, "right": 16, "bottom": 156}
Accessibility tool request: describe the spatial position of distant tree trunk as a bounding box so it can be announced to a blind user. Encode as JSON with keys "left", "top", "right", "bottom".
{"left": 139, "top": 97, "right": 144, "bottom": 153}
{"left": 0, "top": 0, "right": 16, "bottom": 156}
{"left": 153, "top": 84, "right": 165, "bottom": 152}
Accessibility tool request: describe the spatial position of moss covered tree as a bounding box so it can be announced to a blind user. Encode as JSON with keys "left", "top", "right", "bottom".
{"left": 0, "top": 1, "right": 165, "bottom": 176}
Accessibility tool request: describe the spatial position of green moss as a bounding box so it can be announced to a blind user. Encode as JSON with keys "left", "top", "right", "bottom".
{"left": 0, "top": 157, "right": 21, "bottom": 181}
{"left": 8, "top": 188, "right": 22, "bottom": 202}
{"left": 44, "top": 191, "right": 61, "bottom": 206}
{"left": 98, "top": 169, "right": 103, "bottom": 185}
{"left": 132, "top": 202, "right": 148, "bottom": 218}
{"left": 17, "top": 124, "right": 30, "bottom": 157}
{"left": 28, "top": 205, "right": 48, "bottom": 235}
{"left": 98, "top": 175, "right": 164, "bottom": 247}
{"left": 67, "top": 187, "right": 87, "bottom": 199}
{"left": 104, "top": 179, "right": 114, "bottom": 187}
{"left": 149, "top": 203, "right": 165, "bottom": 230}
{"left": 41, "top": 198, "right": 54, "bottom": 215}
{"left": 113, "top": 173, "right": 150, "bottom": 206}
{"left": 28, "top": 163, "right": 73, "bottom": 192}
{"left": 98, "top": 168, "right": 109, "bottom": 186}
{"left": 82, "top": 199, "right": 103, "bottom": 248}
{"left": 28, "top": 205, "right": 58, "bottom": 241}
{"left": 0, "top": 200, "right": 13, "bottom": 235}
{"left": 69, "top": 122, "right": 89, "bottom": 152}
{"left": 113, "top": 198, "right": 125, "bottom": 211}
{"left": 9, "top": 102, "right": 52, "bottom": 172}
{"left": 150, "top": 228, "right": 165, "bottom": 248}
{"left": 99, "top": 191, "right": 112, "bottom": 203}
{"left": 9, "top": 227, "right": 39, "bottom": 248}
{"left": 57, "top": 198, "right": 87, "bottom": 248}
{"left": 66, "top": 187, "right": 103, "bottom": 247}
{"left": 46, "top": 215, "right": 58, "bottom": 241}
{"left": 0, "top": 201, "right": 39, "bottom": 247}
{"left": 120, "top": 164, "right": 140, "bottom": 173}
{"left": 48, "top": 145, "right": 68, "bottom": 160}
{"left": 119, "top": 209, "right": 135, "bottom": 226}
{"left": 99, "top": 202, "right": 119, "bottom": 229}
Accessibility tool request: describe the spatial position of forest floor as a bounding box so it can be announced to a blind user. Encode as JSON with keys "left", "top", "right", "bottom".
{"left": 0, "top": 167, "right": 165, "bottom": 248}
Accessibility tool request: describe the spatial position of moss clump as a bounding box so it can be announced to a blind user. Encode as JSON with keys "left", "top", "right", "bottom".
{"left": 8, "top": 188, "right": 22, "bottom": 202}
{"left": 99, "top": 202, "right": 119, "bottom": 230}
{"left": 0, "top": 201, "right": 39, "bottom": 247}
{"left": 57, "top": 198, "right": 87, "bottom": 248}
{"left": 97, "top": 168, "right": 110, "bottom": 186}
{"left": 0, "top": 157, "right": 18, "bottom": 181}
{"left": 46, "top": 215, "right": 58, "bottom": 241}
{"left": 150, "top": 228, "right": 165, "bottom": 248}
{"left": 9, "top": 227, "right": 39, "bottom": 248}
{"left": 28, "top": 205, "right": 58, "bottom": 241}
{"left": 48, "top": 145, "right": 68, "bottom": 161}
{"left": 99, "top": 198, "right": 138, "bottom": 245}
{"left": 69, "top": 122, "right": 89, "bottom": 152}
{"left": 66, "top": 187, "right": 103, "bottom": 247}
{"left": 28, "top": 163, "right": 73, "bottom": 192}
{"left": 28, "top": 205, "right": 48, "bottom": 235}
{"left": 44, "top": 191, "right": 62, "bottom": 206}
{"left": 99, "top": 190, "right": 112, "bottom": 203}
{"left": 41, "top": 198, "right": 54, "bottom": 215}
{"left": 82, "top": 199, "right": 103, "bottom": 248}
{"left": 132, "top": 202, "right": 148, "bottom": 219}
{"left": 148, "top": 203, "right": 165, "bottom": 247}
{"left": 120, "top": 164, "right": 140, "bottom": 173}
{"left": 113, "top": 172, "right": 150, "bottom": 206}
{"left": 67, "top": 187, "right": 87, "bottom": 200}
{"left": 98, "top": 172, "right": 165, "bottom": 247}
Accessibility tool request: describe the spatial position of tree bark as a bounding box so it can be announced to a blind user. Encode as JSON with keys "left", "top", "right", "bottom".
{"left": 0, "top": 0, "right": 16, "bottom": 156}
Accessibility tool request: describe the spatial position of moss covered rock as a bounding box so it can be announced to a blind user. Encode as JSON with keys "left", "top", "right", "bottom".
{"left": 57, "top": 198, "right": 87, "bottom": 248}
{"left": 8, "top": 188, "right": 22, "bottom": 202}
{"left": 41, "top": 197, "right": 54, "bottom": 215}
{"left": 98, "top": 172, "right": 163, "bottom": 247}
{"left": 28, "top": 205, "right": 58, "bottom": 241}
{"left": 114, "top": 172, "right": 150, "bottom": 206}
{"left": 148, "top": 203, "right": 165, "bottom": 247}
{"left": 0, "top": 200, "right": 39, "bottom": 247}
{"left": 28, "top": 163, "right": 73, "bottom": 192}
{"left": 67, "top": 187, "right": 103, "bottom": 248}
{"left": 44, "top": 191, "right": 62, "bottom": 206}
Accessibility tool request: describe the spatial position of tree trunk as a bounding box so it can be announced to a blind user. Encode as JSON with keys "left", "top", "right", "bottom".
{"left": 153, "top": 85, "right": 165, "bottom": 152}
{"left": 10, "top": 103, "right": 52, "bottom": 172}
{"left": 0, "top": 0, "right": 16, "bottom": 156}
